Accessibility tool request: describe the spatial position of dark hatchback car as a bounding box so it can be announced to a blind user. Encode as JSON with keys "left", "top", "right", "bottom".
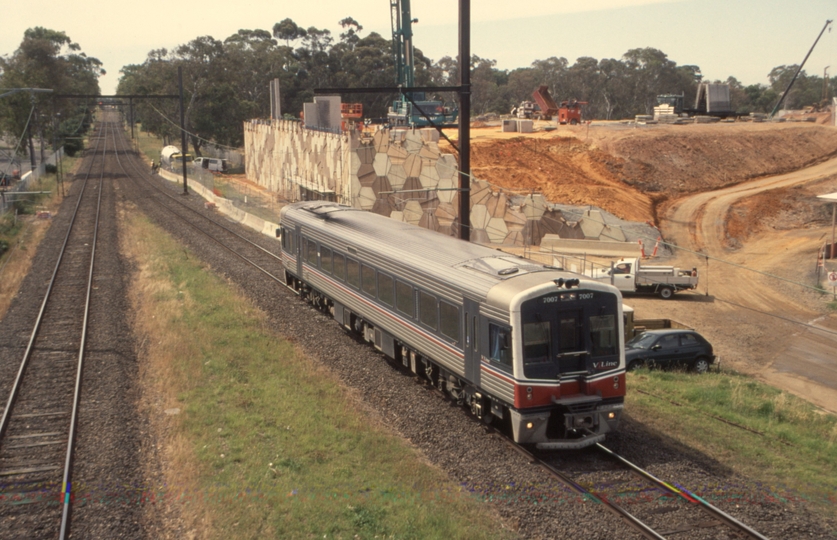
{"left": 625, "top": 329, "right": 715, "bottom": 373}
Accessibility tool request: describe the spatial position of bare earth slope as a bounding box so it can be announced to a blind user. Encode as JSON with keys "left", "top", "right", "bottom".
{"left": 452, "top": 122, "right": 837, "bottom": 225}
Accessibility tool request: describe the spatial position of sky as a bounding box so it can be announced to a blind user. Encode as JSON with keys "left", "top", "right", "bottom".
{"left": 2, "top": 0, "right": 836, "bottom": 96}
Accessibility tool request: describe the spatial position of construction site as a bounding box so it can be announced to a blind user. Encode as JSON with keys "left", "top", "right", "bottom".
{"left": 215, "top": 102, "right": 837, "bottom": 416}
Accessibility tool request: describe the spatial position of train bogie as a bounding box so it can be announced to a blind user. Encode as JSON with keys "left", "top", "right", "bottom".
{"left": 278, "top": 202, "right": 624, "bottom": 449}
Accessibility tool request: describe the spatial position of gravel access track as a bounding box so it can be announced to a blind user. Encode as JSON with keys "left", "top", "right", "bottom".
{"left": 109, "top": 118, "right": 836, "bottom": 538}
{"left": 0, "top": 120, "right": 149, "bottom": 539}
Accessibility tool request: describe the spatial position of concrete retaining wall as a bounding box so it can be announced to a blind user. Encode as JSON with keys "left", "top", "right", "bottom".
{"left": 158, "top": 168, "right": 279, "bottom": 239}
{"left": 242, "top": 120, "right": 642, "bottom": 249}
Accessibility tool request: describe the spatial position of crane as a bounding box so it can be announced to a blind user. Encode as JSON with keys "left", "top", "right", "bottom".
{"left": 387, "top": 0, "right": 458, "bottom": 127}
{"left": 770, "top": 19, "right": 832, "bottom": 118}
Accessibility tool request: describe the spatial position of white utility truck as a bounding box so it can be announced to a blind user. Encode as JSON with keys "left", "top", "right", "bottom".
{"left": 589, "top": 257, "right": 698, "bottom": 299}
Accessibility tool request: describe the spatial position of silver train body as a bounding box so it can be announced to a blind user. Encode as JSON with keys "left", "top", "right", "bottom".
{"left": 279, "top": 202, "right": 625, "bottom": 449}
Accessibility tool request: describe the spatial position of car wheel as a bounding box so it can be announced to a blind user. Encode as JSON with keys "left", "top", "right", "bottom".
{"left": 627, "top": 360, "right": 642, "bottom": 371}
{"left": 659, "top": 286, "right": 674, "bottom": 299}
{"left": 692, "top": 357, "right": 710, "bottom": 374}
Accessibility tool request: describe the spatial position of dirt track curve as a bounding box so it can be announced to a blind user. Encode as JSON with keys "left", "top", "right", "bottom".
{"left": 657, "top": 156, "right": 837, "bottom": 413}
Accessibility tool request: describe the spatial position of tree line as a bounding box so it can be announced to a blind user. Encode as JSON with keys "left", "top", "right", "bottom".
{"left": 3, "top": 20, "right": 836, "bottom": 157}
{"left": 0, "top": 28, "right": 102, "bottom": 161}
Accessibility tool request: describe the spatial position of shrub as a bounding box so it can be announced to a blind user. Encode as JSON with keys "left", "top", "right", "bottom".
{"left": 63, "top": 138, "right": 83, "bottom": 157}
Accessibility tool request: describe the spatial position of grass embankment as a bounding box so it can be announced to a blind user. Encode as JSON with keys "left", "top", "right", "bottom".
{"left": 627, "top": 369, "right": 837, "bottom": 516}
{"left": 0, "top": 160, "right": 77, "bottom": 318}
{"left": 123, "top": 209, "right": 512, "bottom": 539}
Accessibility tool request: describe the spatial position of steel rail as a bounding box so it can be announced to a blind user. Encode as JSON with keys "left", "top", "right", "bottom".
{"left": 57, "top": 119, "right": 110, "bottom": 540}
{"left": 0, "top": 119, "right": 106, "bottom": 442}
{"left": 0, "top": 119, "right": 108, "bottom": 540}
{"left": 595, "top": 443, "right": 770, "bottom": 540}
{"left": 108, "top": 117, "right": 284, "bottom": 284}
{"left": 487, "top": 421, "right": 770, "bottom": 539}
{"left": 493, "top": 432, "right": 666, "bottom": 540}
{"left": 114, "top": 127, "right": 282, "bottom": 263}
{"left": 113, "top": 114, "right": 659, "bottom": 539}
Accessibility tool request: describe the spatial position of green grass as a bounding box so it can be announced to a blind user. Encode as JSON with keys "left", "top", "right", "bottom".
{"left": 627, "top": 368, "right": 837, "bottom": 515}
{"left": 131, "top": 124, "right": 164, "bottom": 164}
{"left": 127, "top": 213, "right": 513, "bottom": 539}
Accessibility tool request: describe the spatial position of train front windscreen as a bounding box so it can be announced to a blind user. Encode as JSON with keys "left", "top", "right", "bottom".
{"left": 520, "top": 289, "right": 620, "bottom": 380}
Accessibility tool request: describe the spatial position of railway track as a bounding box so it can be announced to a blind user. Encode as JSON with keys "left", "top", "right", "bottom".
{"left": 108, "top": 114, "right": 285, "bottom": 284}
{"left": 108, "top": 113, "right": 776, "bottom": 539}
{"left": 0, "top": 120, "right": 112, "bottom": 539}
{"left": 503, "top": 436, "right": 771, "bottom": 540}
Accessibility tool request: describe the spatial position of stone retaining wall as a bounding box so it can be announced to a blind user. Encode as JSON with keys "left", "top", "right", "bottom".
{"left": 244, "top": 120, "right": 618, "bottom": 247}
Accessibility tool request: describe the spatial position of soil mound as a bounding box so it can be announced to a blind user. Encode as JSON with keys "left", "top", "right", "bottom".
{"left": 460, "top": 123, "right": 837, "bottom": 224}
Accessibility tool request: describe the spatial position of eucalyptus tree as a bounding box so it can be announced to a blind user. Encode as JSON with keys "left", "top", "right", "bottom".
{"left": 0, "top": 27, "right": 102, "bottom": 159}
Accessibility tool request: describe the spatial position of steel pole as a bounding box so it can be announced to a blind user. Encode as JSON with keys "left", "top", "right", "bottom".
{"left": 458, "top": 0, "right": 470, "bottom": 241}
{"left": 831, "top": 203, "right": 836, "bottom": 260}
{"left": 178, "top": 66, "right": 188, "bottom": 194}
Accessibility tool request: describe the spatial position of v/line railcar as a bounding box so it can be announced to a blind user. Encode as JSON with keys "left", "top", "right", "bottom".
{"left": 279, "top": 202, "right": 625, "bottom": 449}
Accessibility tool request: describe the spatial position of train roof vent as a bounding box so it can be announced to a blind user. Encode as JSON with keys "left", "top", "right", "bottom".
{"left": 302, "top": 203, "right": 354, "bottom": 219}
{"left": 457, "top": 256, "right": 540, "bottom": 278}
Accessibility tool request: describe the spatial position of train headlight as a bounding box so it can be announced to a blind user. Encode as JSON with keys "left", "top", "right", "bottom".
{"left": 526, "top": 422, "right": 534, "bottom": 430}
{"left": 608, "top": 412, "right": 616, "bottom": 419}
{"left": 526, "top": 386, "right": 533, "bottom": 401}
{"left": 613, "top": 376, "right": 620, "bottom": 389}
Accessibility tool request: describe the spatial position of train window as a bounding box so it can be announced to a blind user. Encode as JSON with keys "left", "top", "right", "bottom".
{"left": 559, "top": 316, "right": 581, "bottom": 351}
{"left": 523, "top": 322, "right": 551, "bottom": 364}
{"left": 346, "top": 258, "right": 360, "bottom": 288}
{"left": 439, "top": 301, "right": 460, "bottom": 342}
{"left": 396, "top": 280, "right": 415, "bottom": 317}
{"left": 361, "top": 264, "right": 376, "bottom": 297}
{"left": 333, "top": 253, "right": 345, "bottom": 281}
{"left": 590, "top": 315, "right": 617, "bottom": 356}
{"left": 281, "top": 227, "right": 288, "bottom": 250}
{"left": 306, "top": 239, "right": 318, "bottom": 266}
{"left": 320, "top": 247, "right": 332, "bottom": 274}
{"left": 488, "top": 324, "right": 512, "bottom": 371}
{"left": 283, "top": 229, "right": 295, "bottom": 252}
{"left": 419, "top": 291, "right": 438, "bottom": 330}
{"left": 378, "top": 273, "right": 394, "bottom": 307}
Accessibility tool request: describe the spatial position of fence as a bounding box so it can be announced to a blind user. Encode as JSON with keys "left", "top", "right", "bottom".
{"left": 0, "top": 148, "right": 63, "bottom": 215}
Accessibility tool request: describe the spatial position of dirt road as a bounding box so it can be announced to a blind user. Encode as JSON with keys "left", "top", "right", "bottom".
{"left": 654, "top": 156, "right": 837, "bottom": 413}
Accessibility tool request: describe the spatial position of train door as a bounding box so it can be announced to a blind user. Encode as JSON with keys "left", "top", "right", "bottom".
{"left": 463, "top": 298, "right": 480, "bottom": 386}
{"left": 555, "top": 310, "right": 586, "bottom": 373}
{"left": 295, "top": 225, "right": 303, "bottom": 277}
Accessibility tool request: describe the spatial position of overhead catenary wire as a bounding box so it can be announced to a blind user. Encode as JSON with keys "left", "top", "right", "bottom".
{"left": 146, "top": 102, "right": 241, "bottom": 152}
{"left": 679, "top": 289, "right": 837, "bottom": 338}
